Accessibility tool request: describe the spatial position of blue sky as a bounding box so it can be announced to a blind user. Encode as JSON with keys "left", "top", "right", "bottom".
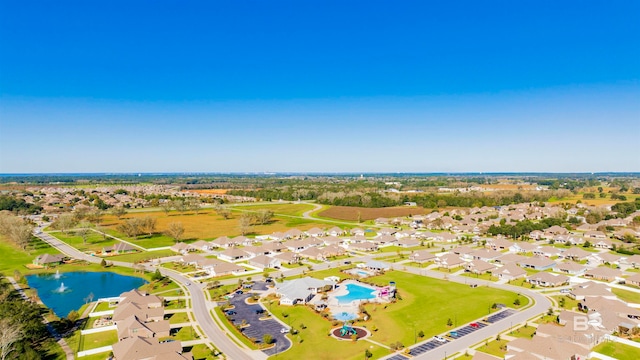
{"left": 1, "top": 1, "right": 638, "bottom": 173}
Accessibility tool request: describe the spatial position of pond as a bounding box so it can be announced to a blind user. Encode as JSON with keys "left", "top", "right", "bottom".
{"left": 26, "top": 271, "right": 147, "bottom": 318}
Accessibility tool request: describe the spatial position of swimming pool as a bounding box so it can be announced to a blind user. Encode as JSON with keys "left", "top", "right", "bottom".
{"left": 336, "top": 284, "right": 376, "bottom": 304}
{"left": 333, "top": 312, "right": 358, "bottom": 321}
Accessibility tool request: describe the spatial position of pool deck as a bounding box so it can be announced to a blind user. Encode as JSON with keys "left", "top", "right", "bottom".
{"left": 325, "top": 280, "right": 387, "bottom": 319}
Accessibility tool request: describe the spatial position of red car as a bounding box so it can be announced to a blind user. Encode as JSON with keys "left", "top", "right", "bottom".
{"left": 470, "top": 322, "right": 479, "bottom": 328}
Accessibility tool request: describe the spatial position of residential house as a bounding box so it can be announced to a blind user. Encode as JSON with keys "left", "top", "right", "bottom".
{"left": 190, "top": 240, "right": 212, "bottom": 251}
{"left": 464, "top": 260, "right": 496, "bottom": 274}
{"left": 561, "top": 247, "right": 591, "bottom": 262}
{"left": 485, "top": 238, "right": 513, "bottom": 251}
{"left": 373, "top": 234, "right": 398, "bottom": 247}
{"left": 585, "top": 231, "right": 607, "bottom": 240}
{"left": 409, "top": 250, "right": 436, "bottom": 263}
{"left": 305, "top": 227, "right": 325, "bottom": 237}
{"left": 509, "top": 242, "right": 538, "bottom": 254}
{"left": 495, "top": 253, "right": 526, "bottom": 265}
{"left": 471, "top": 249, "right": 503, "bottom": 262}
{"left": 272, "top": 252, "right": 299, "bottom": 265}
{"left": 584, "top": 267, "right": 623, "bottom": 282}
{"left": 33, "top": 253, "right": 65, "bottom": 267}
{"left": 365, "top": 260, "right": 391, "bottom": 272}
{"left": 569, "top": 281, "right": 615, "bottom": 300}
{"left": 112, "top": 336, "right": 191, "bottom": 360}
{"left": 104, "top": 242, "right": 137, "bottom": 255}
{"left": 507, "top": 336, "right": 589, "bottom": 360}
{"left": 518, "top": 257, "right": 556, "bottom": 271}
{"left": 532, "top": 246, "right": 561, "bottom": 258}
{"left": 593, "top": 238, "right": 614, "bottom": 249}
{"left": 218, "top": 248, "right": 251, "bottom": 262}
{"left": 527, "top": 272, "right": 569, "bottom": 287}
{"left": 349, "top": 242, "right": 378, "bottom": 252}
{"left": 170, "top": 242, "right": 194, "bottom": 254}
{"left": 116, "top": 315, "right": 170, "bottom": 341}
{"left": 492, "top": 263, "right": 527, "bottom": 281}
{"left": 436, "top": 254, "right": 465, "bottom": 269}
{"left": 397, "top": 238, "right": 420, "bottom": 248}
{"left": 327, "top": 227, "right": 345, "bottom": 237}
{"left": 248, "top": 255, "right": 281, "bottom": 269}
{"left": 555, "top": 261, "right": 586, "bottom": 275}
{"left": 625, "top": 272, "right": 640, "bottom": 287}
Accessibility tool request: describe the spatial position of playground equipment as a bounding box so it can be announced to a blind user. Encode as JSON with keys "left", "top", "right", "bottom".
{"left": 340, "top": 322, "right": 357, "bottom": 336}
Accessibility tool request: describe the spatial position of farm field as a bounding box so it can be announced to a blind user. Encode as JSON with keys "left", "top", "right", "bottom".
{"left": 318, "top": 206, "right": 432, "bottom": 221}
{"left": 98, "top": 209, "right": 324, "bottom": 244}
{"left": 232, "top": 203, "right": 317, "bottom": 217}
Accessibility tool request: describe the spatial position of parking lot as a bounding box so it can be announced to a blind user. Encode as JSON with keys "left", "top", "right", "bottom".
{"left": 225, "top": 292, "right": 291, "bottom": 355}
{"left": 485, "top": 309, "right": 516, "bottom": 323}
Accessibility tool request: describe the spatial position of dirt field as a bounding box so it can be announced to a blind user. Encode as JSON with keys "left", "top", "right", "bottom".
{"left": 100, "top": 209, "right": 319, "bottom": 240}
{"left": 188, "top": 189, "right": 229, "bottom": 195}
{"left": 318, "top": 206, "right": 431, "bottom": 221}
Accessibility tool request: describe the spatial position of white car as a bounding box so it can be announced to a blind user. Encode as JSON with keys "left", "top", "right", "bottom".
{"left": 280, "top": 327, "right": 290, "bottom": 334}
{"left": 433, "top": 336, "right": 447, "bottom": 343}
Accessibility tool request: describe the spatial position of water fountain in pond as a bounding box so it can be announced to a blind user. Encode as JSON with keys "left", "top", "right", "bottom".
{"left": 53, "top": 270, "right": 61, "bottom": 279}
{"left": 56, "top": 282, "right": 68, "bottom": 293}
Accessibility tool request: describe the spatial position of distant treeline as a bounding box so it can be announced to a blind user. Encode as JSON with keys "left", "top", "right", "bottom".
{"left": 0, "top": 195, "right": 42, "bottom": 214}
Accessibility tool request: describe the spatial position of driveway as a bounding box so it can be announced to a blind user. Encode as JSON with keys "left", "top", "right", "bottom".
{"left": 226, "top": 293, "right": 292, "bottom": 355}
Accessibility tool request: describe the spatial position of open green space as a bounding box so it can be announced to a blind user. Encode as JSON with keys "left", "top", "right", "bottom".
{"left": 0, "top": 235, "right": 61, "bottom": 275}
{"left": 50, "top": 230, "right": 120, "bottom": 253}
{"left": 612, "top": 288, "right": 640, "bottom": 304}
{"left": 170, "top": 325, "right": 198, "bottom": 341}
{"left": 593, "top": 341, "right": 640, "bottom": 360}
{"left": 553, "top": 295, "right": 580, "bottom": 310}
{"left": 460, "top": 272, "right": 498, "bottom": 282}
{"left": 287, "top": 265, "right": 356, "bottom": 281}
{"left": 104, "top": 228, "right": 178, "bottom": 248}
{"left": 267, "top": 302, "right": 389, "bottom": 360}
{"left": 187, "top": 344, "right": 221, "bottom": 360}
{"left": 80, "top": 330, "right": 118, "bottom": 351}
{"left": 360, "top": 271, "right": 527, "bottom": 346}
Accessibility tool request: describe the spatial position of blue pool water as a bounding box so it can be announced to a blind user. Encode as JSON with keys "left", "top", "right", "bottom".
{"left": 334, "top": 312, "right": 358, "bottom": 321}
{"left": 27, "top": 272, "right": 147, "bottom": 318}
{"left": 336, "top": 284, "right": 376, "bottom": 304}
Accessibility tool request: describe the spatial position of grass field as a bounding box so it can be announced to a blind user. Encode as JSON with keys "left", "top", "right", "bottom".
{"left": 80, "top": 330, "right": 117, "bottom": 351}
{"left": 612, "top": 288, "right": 640, "bottom": 304}
{"left": 318, "top": 206, "right": 432, "bottom": 221}
{"left": 50, "top": 230, "right": 120, "bottom": 253}
{"left": 593, "top": 341, "right": 640, "bottom": 360}
{"left": 107, "top": 249, "right": 176, "bottom": 263}
{"left": 360, "top": 271, "right": 527, "bottom": 346}
{"left": 267, "top": 302, "right": 389, "bottom": 360}
{"left": 0, "top": 235, "right": 61, "bottom": 275}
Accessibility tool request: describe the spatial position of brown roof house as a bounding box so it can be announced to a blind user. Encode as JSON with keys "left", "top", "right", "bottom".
{"left": 116, "top": 315, "right": 170, "bottom": 341}
{"left": 492, "top": 263, "right": 527, "bottom": 281}
{"left": 33, "top": 253, "right": 66, "bottom": 267}
{"left": 112, "top": 336, "right": 191, "bottom": 360}
{"left": 526, "top": 272, "right": 569, "bottom": 287}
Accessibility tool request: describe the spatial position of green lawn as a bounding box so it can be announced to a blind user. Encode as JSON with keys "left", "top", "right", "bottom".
{"left": 612, "top": 288, "right": 640, "bottom": 304}
{"left": 508, "top": 324, "right": 536, "bottom": 338}
{"left": 49, "top": 231, "right": 120, "bottom": 253}
{"left": 162, "top": 262, "right": 198, "bottom": 273}
{"left": 267, "top": 302, "right": 389, "bottom": 360}
{"left": 104, "top": 229, "right": 178, "bottom": 248}
{"left": 80, "top": 330, "right": 118, "bottom": 351}
{"left": 169, "top": 325, "right": 198, "bottom": 341}
{"left": 460, "top": 272, "right": 498, "bottom": 282}
{"left": 475, "top": 339, "right": 509, "bottom": 357}
{"left": 0, "top": 235, "right": 61, "bottom": 275}
{"left": 166, "top": 312, "right": 191, "bottom": 324}
{"left": 187, "top": 344, "right": 221, "bottom": 360}
{"left": 593, "top": 341, "right": 640, "bottom": 360}
{"left": 359, "top": 271, "right": 527, "bottom": 346}
{"left": 553, "top": 295, "right": 580, "bottom": 311}
{"left": 94, "top": 302, "right": 114, "bottom": 312}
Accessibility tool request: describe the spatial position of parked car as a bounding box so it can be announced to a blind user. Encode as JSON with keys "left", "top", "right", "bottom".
{"left": 225, "top": 310, "right": 236, "bottom": 316}
{"left": 235, "top": 290, "right": 243, "bottom": 295}
{"left": 280, "top": 327, "right": 290, "bottom": 334}
{"left": 470, "top": 322, "right": 479, "bottom": 328}
{"left": 433, "top": 336, "right": 447, "bottom": 343}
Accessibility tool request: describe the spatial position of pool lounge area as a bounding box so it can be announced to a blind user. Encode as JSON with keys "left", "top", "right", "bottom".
{"left": 327, "top": 280, "right": 395, "bottom": 320}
